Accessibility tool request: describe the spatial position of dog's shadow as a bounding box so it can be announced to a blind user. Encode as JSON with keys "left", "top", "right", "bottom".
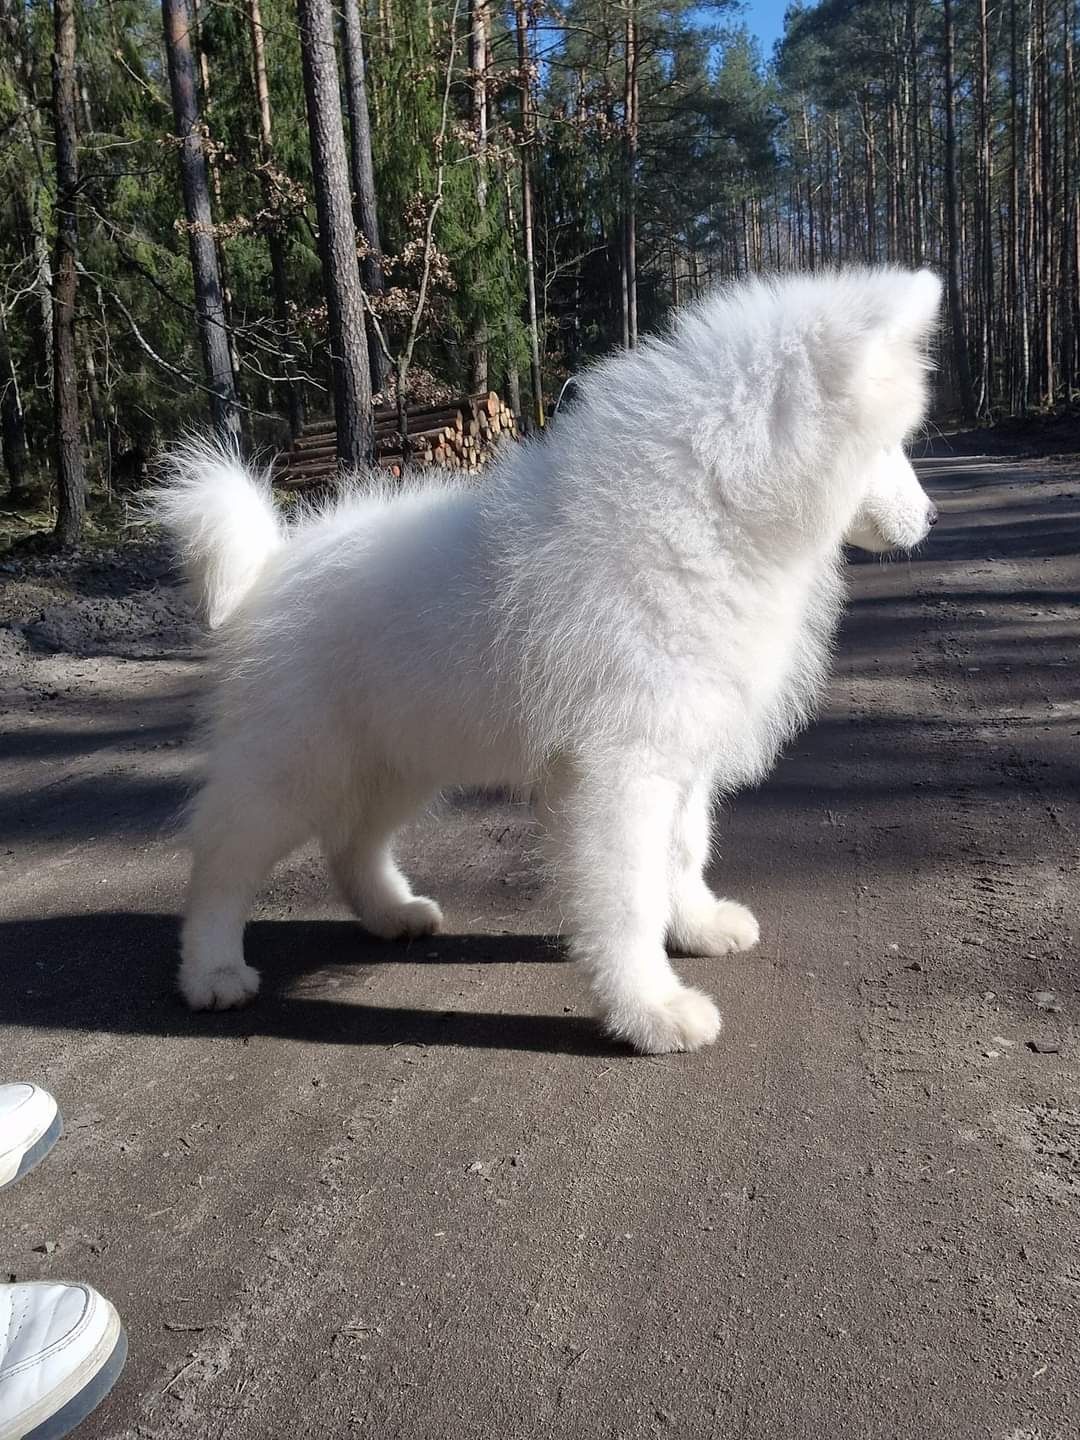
{"left": 2, "top": 911, "right": 615, "bottom": 1057}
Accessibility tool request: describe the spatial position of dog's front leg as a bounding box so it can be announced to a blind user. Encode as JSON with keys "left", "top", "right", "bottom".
{"left": 544, "top": 757, "right": 722, "bottom": 1054}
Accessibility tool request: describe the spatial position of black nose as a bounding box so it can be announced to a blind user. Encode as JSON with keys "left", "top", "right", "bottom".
{"left": 927, "top": 503, "right": 939, "bottom": 527}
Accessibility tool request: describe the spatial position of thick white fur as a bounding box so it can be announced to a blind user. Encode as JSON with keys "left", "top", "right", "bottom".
{"left": 155, "top": 267, "right": 941, "bottom": 1053}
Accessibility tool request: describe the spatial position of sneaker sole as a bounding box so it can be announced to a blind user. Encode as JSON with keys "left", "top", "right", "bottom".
{"left": 21, "top": 1326, "right": 128, "bottom": 1440}
{"left": 0, "top": 1110, "right": 63, "bottom": 1191}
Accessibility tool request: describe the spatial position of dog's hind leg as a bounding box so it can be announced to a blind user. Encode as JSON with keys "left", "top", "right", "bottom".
{"left": 180, "top": 778, "right": 307, "bottom": 1010}
{"left": 666, "top": 779, "right": 759, "bottom": 958}
{"left": 322, "top": 772, "right": 442, "bottom": 940}
{"left": 540, "top": 754, "right": 722, "bottom": 1054}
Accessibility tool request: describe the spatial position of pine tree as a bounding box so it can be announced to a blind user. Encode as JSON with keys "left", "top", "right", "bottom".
{"left": 162, "top": 0, "right": 241, "bottom": 441}
{"left": 296, "top": 0, "right": 373, "bottom": 465}
{"left": 52, "top": 0, "right": 87, "bottom": 546}
{"left": 340, "top": 0, "right": 387, "bottom": 394}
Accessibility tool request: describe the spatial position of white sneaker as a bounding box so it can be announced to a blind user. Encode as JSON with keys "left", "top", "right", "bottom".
{"left": 0, "top": 1284, "right": 127, "bottom": 1440}
{"left": 0, "top": 1087, "right": 62, "bottom": 1191}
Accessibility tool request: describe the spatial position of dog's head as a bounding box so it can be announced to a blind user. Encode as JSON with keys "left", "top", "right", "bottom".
{"left": 844, "top": 445, "right": 938, "bottom": 553}
{"left": 671, "top": 267, "right": 944, "bottom": 543}
{"left": 828, "top": 268, "right": 941, "bottom": 553}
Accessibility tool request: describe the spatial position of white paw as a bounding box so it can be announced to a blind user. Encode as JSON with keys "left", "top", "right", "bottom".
{"left": 604, "top": 984, "right": 722, "bottom": 1055}
{"left": 670, "top": 899, "right": 760, "bottom": 958}
{"left": 180, "top": 962, "right": 261, "bottom": 1011}
{"left": 364, "top": 896, "right": 443, "bottom": 941}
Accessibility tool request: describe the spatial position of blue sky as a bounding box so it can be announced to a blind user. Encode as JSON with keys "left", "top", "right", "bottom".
{"left": 739, "top": 0, "right": 790, "bottom": 59}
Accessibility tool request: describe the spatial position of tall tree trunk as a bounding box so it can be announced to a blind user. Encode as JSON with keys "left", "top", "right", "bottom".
{"left": 619, "top": 228, "right": 629, "bottom": 346}
{"left": 507, "top": 366, "right": 522, "bottom": 423}
{"left": 162, "top": 0, "right": 240, "bottom": 441}
{"left": 977, "top": 0, "right": 993, "bottom": 415}
{"left": 191, "top": 0, "right": 241, "bottom": 399}
{"left": 861, "top": 90, "right": 877, "bottom": 260}
{"left": 623, "top": 0, "right": 638, "bottom": 347}
{"left": 1, "top": 0, "right": 55, "bottom": 393}
{"left": 834, "top": 114, "right": 846, "bottom": 258}
{"left": 1020, "top": 0, "right": 1033, "bottom": 407}
{"left": 886, "top": 95, "right": 899, "bottom": 261}
{"left": 1036, "top": 0, "right": 1052, "bottom": 403}
{"left": 52, "top": 0, "right": 87, "bottom": 548}
{"left": 895, "top": 38, "right": 909, "bottom": 263}
{"left": 83, "top": 329, "right": 105, "bottom": 439}
{"left": 340, "top": 0, "right": 387, "bottom": 396}
{"left": 906, "top": 0, "right": 923, "bottom": 264}
{"left": 1010, "top": 0, "right": 1023, "bottom": 406}
{"left": 246, "top": 0, "right": 305, "bottom": 436}
{"left": 942, "top": 0, "right": 976, "bottom": 420}
{"left": 801, "top": 106, "right": 815, "bottom": 268}
{"left": 297, "top": 0, "right": 373, "bottom": 467}
{"left": 513, "top": 0, "right": 544, "bottom": 428}
{"left": 24, "top": 175, "right": 55, "bottom": 395}
{"left": 467, "top": 0, "right": 489, "bottom": 389}
{"left": 0, "top": 311, "right": 28, "bottom": 501}
{"left": 1063, "top": 0, "right": 1077, "bottom": 395}
{"left": 500, "top": 154, "right": 525, "bottom": 403}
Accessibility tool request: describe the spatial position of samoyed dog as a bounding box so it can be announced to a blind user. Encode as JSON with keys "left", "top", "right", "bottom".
{"left": 155, "top": 267, "right": 940, "bottom": 1053}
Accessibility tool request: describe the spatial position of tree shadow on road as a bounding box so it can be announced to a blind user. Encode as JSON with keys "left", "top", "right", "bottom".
{"left": 0, "top": 910, "right": 618, "bottom": 1056}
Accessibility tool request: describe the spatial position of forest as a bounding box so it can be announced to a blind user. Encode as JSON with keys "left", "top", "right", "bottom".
{"left": 1, "top": 0, "right": 1078, "bottom": 545}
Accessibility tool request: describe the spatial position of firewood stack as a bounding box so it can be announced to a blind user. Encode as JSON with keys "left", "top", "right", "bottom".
{"left": 273, "top": 391, "right": 518, "bottom": 488}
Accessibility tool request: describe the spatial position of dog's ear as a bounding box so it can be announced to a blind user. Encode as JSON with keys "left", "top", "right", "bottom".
{"left": 841, "top": 268, "right": 941, "bottom": 446}
{"left": 864, "top": 268, "right": 942, "bottom": 345}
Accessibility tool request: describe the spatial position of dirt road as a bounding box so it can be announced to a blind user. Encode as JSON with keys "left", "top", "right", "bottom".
{"left": 2, "top": 451, "right": 1078, "bottom": 1440}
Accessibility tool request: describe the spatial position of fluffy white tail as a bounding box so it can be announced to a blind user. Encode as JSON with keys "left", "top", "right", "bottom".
{"left": 152, "top": 439, "right": 284, "bottom": 628}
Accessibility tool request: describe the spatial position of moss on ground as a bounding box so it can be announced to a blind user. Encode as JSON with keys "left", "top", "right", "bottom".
{"left": 0, "top": 490, "right": 137, "bottom": 557}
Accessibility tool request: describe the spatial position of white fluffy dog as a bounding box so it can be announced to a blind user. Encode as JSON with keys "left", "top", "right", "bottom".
{"left": 155, "top": 267, "right": 941, "bottom": 1053}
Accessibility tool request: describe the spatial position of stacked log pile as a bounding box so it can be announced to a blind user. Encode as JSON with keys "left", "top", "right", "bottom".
{"left": 274, "top": 391, "right": 518, "bottom": 488}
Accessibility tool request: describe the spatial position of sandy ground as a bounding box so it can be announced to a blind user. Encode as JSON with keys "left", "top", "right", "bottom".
{"left": 1, "top": 449, "right": 1078, "bottom": 1440}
